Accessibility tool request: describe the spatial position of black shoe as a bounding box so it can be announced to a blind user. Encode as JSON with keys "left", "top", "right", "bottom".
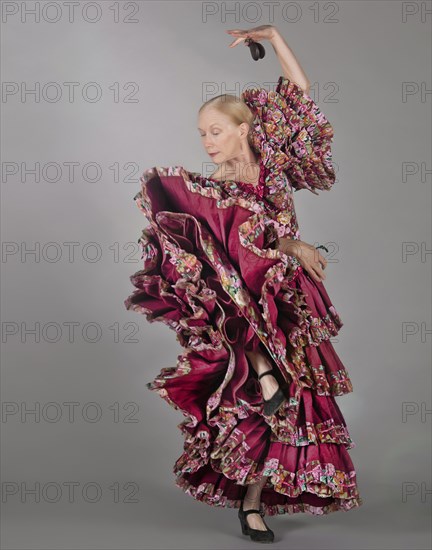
{"left": 257, "top": 369, "right": 286, "bottom": 416}
{"left": 238, "top": 500, "right": 274, "bottom": 543}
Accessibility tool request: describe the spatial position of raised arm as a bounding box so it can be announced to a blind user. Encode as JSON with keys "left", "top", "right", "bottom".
{"left": 269, "top": 29, "right": 310, "bottom": 94}
{"left": 226, "top": 25, "right": 310, "bottom": 93}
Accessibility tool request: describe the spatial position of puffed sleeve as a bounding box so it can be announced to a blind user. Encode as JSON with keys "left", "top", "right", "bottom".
{"left": 241, "top": 76, "right": 336, "bottom": 195}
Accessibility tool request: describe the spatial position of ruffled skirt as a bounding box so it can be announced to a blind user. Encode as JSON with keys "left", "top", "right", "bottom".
{"left": 124, "top": 166, "right": 363, "bottom": 516}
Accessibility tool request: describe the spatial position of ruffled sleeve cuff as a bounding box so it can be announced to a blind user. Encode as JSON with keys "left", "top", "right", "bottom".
{"left": 242, "top": 76, "right": 336, "bottom": 195}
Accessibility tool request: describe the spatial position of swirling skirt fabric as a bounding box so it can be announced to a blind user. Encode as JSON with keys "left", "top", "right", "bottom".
{"left": 124, "top": 166, "right": 363, "bottom": 516}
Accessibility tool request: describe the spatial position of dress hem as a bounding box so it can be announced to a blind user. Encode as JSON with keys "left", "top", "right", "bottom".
{"left": 174, "top": 473, "right": 363, "bottom": 517}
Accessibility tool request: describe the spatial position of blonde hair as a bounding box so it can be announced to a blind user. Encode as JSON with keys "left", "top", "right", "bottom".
{"left": 198, "top": 94, "right": 257, "bottom": 150}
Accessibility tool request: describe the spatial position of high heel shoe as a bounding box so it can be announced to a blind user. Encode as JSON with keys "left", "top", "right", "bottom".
{"left": 238, "top": 500, "right": 274, "bottom": 543}
{"left": 258, "top": 369, "right": 286, "bottom": 416}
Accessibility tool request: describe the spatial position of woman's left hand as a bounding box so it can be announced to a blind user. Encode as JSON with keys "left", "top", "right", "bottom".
{"left": 226, "top": 26, "right": 277, "bottom": 48}
{"left": 278, "top": 238, "right": 327, "bottom": 283}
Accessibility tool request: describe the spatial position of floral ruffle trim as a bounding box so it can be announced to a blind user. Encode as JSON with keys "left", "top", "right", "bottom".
{"left": 127, "top": 165, "right": 350, "bottom": 413}
{"left": 172, "top": 413, "right": 362, "bottom": 516}
{"left": 241, "top": 75, "right": 336, "bottom": 196}
{"left": 125, "top": 164, "right": 362, "bottom": 515}
{"left": 174, "top": 459, "right": 363, "bottom": 517}
{"left": 146, "top": 355, "right": 362, "bottom": 516}
{"left": 147, "top": 364, "right": 354, "bottom": 453}
{"left": 176, "top": 408, "right": 355, "bottom": 460}
{"left": 129, "top": 166, "right": 306, "bottom": 391}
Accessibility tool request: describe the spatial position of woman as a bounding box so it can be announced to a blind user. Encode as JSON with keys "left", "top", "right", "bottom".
{"left": 125, "top": 25, "right": 363, "bottom": 544}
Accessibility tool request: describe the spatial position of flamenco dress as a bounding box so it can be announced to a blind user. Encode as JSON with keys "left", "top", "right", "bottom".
{"left": 124, "top": 76, "right": 363, "bottom": 516}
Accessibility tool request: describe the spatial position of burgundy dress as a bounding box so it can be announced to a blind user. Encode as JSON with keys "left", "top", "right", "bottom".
{"left": 124, "top": 76, "right": 363, "bottom": 516}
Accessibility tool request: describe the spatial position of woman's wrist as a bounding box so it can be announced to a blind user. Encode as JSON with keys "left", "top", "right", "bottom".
{"left": 269, "top": 27, "right": 281, "bottom": 42}
{"left": 278, "top": 237, "right": 302, "bottom": 258}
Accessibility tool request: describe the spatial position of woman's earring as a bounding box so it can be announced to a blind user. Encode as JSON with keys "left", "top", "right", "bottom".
{"left": 245, "top": 38, "right": 266, "bottom": 61}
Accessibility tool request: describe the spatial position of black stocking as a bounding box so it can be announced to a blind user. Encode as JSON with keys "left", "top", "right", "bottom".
{"left": 243, "top": 474, "right": 269, "bottom": 510}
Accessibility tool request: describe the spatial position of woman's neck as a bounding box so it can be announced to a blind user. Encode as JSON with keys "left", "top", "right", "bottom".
{"left": 214, "top": 152, "right": 260, "bottom": 184}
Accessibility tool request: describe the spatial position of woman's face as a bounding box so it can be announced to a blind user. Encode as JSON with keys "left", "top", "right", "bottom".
{"left": 197, "top": 107, "right": 248, "bottom": 165}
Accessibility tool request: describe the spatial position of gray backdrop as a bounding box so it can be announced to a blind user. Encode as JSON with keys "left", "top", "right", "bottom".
{"left": 2, "top": 1, "right": 431, "bottom": 549}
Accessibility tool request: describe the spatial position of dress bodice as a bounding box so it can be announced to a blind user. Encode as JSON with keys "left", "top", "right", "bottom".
{"left": 207, "top": 158, "right": 266, "bottom": 200}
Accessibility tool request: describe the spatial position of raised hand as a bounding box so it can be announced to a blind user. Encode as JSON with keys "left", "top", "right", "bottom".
{"left": 226, "top": 25, "right": 277, "bottom": 48}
